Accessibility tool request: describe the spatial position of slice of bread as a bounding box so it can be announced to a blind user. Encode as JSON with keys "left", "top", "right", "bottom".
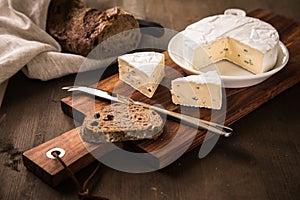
{"left": 80, "top": 103, "right": 164, "bottom": 143}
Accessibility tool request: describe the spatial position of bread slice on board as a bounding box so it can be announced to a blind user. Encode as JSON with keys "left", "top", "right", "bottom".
{"left": 80, "top": 103, "right": 164, "bottom": 143}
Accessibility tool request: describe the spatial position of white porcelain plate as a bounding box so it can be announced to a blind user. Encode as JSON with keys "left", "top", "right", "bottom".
{"left": 167, "top": 31, "right": 289, "bottom": 88}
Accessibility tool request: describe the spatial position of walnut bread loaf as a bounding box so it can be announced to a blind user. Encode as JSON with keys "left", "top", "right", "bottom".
{"left": 80, "top": 103, "right": 164, "bottom": 144}
{"left": 47, "top": 0, "right": 141, "bottom": 56}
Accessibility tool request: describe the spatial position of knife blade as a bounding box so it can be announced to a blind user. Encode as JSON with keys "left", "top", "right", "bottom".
{"left": 62, "top": 86, "right": 233, "bottom": 137}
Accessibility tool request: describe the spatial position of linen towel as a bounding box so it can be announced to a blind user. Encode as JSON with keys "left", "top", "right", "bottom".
{"left": 0, "top": 0, "right": 88, "bottom": 84}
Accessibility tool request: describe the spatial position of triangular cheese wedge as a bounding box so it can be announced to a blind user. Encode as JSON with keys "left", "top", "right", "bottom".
{"left": 118, "top": 52, "right": 165, "bottom": 98}
{"left": 171, "top": 71, "right": 222, "bottom": 109}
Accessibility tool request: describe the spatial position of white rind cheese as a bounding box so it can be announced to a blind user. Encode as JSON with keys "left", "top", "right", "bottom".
{"left": 171, "top": 71, "right": 222, "bottom": 109}
{"left": 118, "top": 52, "right": 165, "bottom": 98}
{"left": 182, "top": 14, "right": 279, "bottom": 74}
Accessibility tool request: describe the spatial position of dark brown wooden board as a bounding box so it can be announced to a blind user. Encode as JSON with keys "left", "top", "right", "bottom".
{"left": 23, "top": 9, "right": 300, "bottom": 186}
{"left": 22, "top": 128, "right": 121, "bottom": 186}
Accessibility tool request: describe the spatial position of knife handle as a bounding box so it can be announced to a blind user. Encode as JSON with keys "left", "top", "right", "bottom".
{"left": 137, "top": 19, "right": 165, "bottom": 38}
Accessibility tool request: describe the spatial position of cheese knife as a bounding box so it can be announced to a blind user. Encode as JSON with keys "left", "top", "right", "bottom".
{"left": 62, "top": 86, "right": 233, "bottom": 137}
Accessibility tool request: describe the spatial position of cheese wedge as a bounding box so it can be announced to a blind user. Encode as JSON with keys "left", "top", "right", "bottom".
{"left": 171, "top": 71, "right": 222, "bottom": 109}
{"left": 118, "top": 52, "right": 165, "bottom": 98}
{"left": 182, "top": 14, "right": 279, "bottom": 74}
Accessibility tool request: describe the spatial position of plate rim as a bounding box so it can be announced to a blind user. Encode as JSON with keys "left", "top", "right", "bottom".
{"left": 167, "top": 32, "right": 289, "bottom": 82}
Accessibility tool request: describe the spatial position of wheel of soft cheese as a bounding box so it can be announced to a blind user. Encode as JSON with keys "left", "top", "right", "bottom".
{"left": 182, "top": 11, "right": 279, "bottom": 74}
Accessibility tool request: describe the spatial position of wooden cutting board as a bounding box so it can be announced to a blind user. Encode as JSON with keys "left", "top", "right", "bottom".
{"left": 23, "top": 9, "right": 300, "bottom": 186}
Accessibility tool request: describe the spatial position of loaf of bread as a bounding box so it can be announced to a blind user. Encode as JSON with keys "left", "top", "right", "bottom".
{"left": 47, "top": 0, "right": 141, "bottom": 56}
{"left": 80, "top": 103, "right": 164, "bottom": 143}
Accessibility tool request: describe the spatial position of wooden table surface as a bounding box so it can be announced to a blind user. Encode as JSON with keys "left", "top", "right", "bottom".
{"left": 1, "top": 1, "right": 300, "bottom": 200}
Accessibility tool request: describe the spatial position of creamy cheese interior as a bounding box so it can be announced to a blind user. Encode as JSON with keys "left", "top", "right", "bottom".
{"left": 200, "top": 37, "right": 268, "bottom": 74}
{"left": 171, "top": 71, "right": 222, "bottom": 109}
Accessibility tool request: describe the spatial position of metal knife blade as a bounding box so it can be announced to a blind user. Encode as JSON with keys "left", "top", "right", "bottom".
{"left": 62, "top": 86, "right": 233, "bottom": 137}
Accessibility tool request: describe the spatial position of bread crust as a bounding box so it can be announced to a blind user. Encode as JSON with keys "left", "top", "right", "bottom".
{"left": 47, "top": 0, "right": 141, "bottom": 56}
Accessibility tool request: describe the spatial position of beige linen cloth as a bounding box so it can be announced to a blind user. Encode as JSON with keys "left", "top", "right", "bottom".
{"left": 0, "top": 0, "right": 87, "bottom": 84}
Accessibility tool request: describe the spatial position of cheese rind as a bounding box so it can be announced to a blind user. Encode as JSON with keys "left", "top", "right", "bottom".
{"left": 182, "top": 14, "right": 279, "bottom": 74}
{"left": 118, "top": 52, "right": 165, "bottom": 98}
{"left": 171, "top": 71, "right": 222, "bottom": 109}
